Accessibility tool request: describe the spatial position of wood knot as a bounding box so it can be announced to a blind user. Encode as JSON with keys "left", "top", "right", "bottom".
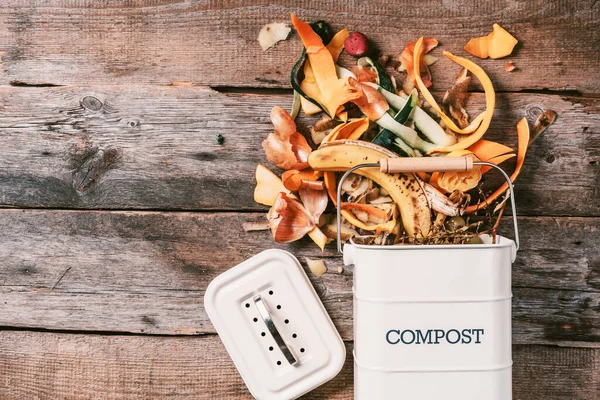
{"left": 141, "top": 316, "right": 157, "bottom": 326}
{"left": 526, "top": 105, "right": 544, "bottom": 121}
{"left": 69, "top": 141, "right": 120, "bottom": 192}
{"left": 81, "top": 96, "right": 103, "bottom": 111}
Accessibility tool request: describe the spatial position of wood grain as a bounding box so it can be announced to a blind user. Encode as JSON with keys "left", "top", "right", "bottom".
{"left": 0, "top": 1, "right": 598, "bottom": 397}
{"left": 0, "top": 86, "right": 596, "bottom": 215}
{"left": 0, "top": 1, "right": 598, "bottom": 94}
{"left": 0, "top": 331, "right": 597, "bottom": 400}
{"left": 1, "top": 209, "right": 598, "bottom": 346}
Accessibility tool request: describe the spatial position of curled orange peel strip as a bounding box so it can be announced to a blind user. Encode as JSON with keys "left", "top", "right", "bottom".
{"left": 464, "top": 117, "right": 529, "bottom": 214}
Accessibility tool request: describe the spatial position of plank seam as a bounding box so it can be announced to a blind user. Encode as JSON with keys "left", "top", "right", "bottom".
{"left": 0, "top": 206, "right": 597, "bottom": 219}
{"left": 0, "top": 83, "right": 596, "bottom": 99}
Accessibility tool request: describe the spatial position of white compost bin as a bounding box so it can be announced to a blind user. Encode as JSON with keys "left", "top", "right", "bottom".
{"left": 336, "top": 157, "right": 519, "bottom": 400}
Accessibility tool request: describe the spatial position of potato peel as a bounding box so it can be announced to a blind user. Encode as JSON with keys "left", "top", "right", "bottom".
{"left": 441, "top": 68, "right": 472, "bottom": 129}
{"left": 306, "top": 257, "right": 327, "bottom": 277}
{"left": 428, "top": 49, "right": 496, "bottom": 152}
{"left": 414, "top": 38, "right": 485, "bottom": 136}
{"left": 258, "top": 22, "right": 291, "bottom": 51}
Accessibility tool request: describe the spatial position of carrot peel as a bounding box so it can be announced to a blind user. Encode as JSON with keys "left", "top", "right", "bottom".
{"left": 428, "top": 50, "right": 496, "bottom": 153}
{"left": 464, "top": 118, "right": 529, "bottom": 213}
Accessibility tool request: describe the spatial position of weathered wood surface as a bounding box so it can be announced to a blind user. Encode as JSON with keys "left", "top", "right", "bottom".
{"left": 0, "top": 86, "right": 597, "bottom": 215}
{"left": 1, "top": 1, "right": 599, "bottom": 397}
{"left": 1, "top": 209, "right": 598, "bottom": 347}
{"left": 0, "top": 332, "right": 597, "bottom": 400}
{"left": 0, "top": 1, "right": 598, "bottom": 94}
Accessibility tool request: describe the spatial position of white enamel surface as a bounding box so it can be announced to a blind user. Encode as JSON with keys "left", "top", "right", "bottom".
{"left": 351, "top": 236, "right": 515, "bottom": 399}
{"left": 204, "top": 249, "right": 345, "bottom": 400}
{"left": 355, "top": 364, "right": 512, "bottom": 400}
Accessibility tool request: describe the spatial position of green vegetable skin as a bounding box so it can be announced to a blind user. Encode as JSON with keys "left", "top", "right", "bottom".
{"left": 354, "top": 59, "right": 426, "bottom": 151}
{"left": 376, "top": 112, "right": 437, "bottom": 153}
{"left": 372, "top": 84, "right": 456, "bottom": 148}
{"left": 333, "top": 67, "right": 452, "bottom": 153}
{"left": 372, "top": 93, "right": 418, "bottom": 157}
{"left": 290, "top": 24, "right": 454, "bottom": 153}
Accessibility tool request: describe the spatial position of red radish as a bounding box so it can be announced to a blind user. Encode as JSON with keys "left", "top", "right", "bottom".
{"left": 344, "top": 32, "right": 370, "bottom": 57}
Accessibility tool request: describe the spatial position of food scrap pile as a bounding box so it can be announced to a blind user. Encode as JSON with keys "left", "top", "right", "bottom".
{"left": 253, "top": 15, "right": 555, "bottom": 249}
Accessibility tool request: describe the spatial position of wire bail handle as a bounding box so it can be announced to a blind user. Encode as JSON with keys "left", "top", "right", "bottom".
{"left": 336, "top": 157, "right": 519, "bottom": 254}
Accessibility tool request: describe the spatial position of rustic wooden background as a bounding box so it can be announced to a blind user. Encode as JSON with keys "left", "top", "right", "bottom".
{"left": 0, "top": 1, "right": 598, "bottom": 399}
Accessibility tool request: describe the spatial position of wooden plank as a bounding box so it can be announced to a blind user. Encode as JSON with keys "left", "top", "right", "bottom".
{"left": 1, "top": 209, "right": 599, "bottom": 346}
{"left": 0, "top": 331, "right": 597, "bottom": 400}
{"left": 0, "top": 1, "right": 598, "bottom": 94}
{"left": 0, "top": 86, "right": 597, "bottom": 215}
{"left": 512, "top": 344, "right": 600, "bottom": 400}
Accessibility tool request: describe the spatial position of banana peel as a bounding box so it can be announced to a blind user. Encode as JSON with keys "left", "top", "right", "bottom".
{"left": 309, "top": 140, "right": 431, "bottom": 238}
{"left": 320, "top": 119, "right": 395, "bottom": 232}
{"left": 322, "top": 170, "right": 393, "bottom": 232}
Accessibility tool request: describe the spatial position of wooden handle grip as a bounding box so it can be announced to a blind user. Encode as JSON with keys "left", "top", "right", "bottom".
{"left": 379, "top": 157, "right": 473, "bottom": 173}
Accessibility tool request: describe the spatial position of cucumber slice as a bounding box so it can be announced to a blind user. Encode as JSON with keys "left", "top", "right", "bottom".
{"left": 394, "top": 93, "right": 417, "bottom": 124}
{"left": 372, "top": 130, "right": 416, "bottom": 157}
{"left": 372, "top": 93, "right": 419, "bottom": 156}
{"left": 376, "top": 113, "right": 436, "bottom": 153}
{"left": 370, "top": 84, "right": 456, "bottom": 147}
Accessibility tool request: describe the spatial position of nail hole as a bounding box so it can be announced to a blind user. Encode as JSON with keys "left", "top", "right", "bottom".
{"left": 261, "top": 332, "right": 266, "bottom": 337}
{"left": 277, "top": 305, "right": 281, "bottom": 309}
{"left": 269, "top": 346, "right": 274, "bottom": 351}
{"left": 300, "top": 348, "right": 305, "bottom": 353}
{"left": 253, "top": 317, "right": 258, "bottom": 322}
{"left": 284, "top": 319, "right": 289, "bottom": 324}
{"left": 245, "top": 303, "right": 250, "bottom": 308}
{"left": 292, "top": 333, "right": 297, "bottom": 338}
{"left": 269, "top": 290, "right": 274, "bottom": 295}
{"left": 277, "top": 361, "right": 282, "bottom": 366}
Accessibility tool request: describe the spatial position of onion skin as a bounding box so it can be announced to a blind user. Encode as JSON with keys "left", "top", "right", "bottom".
{"left": 267, "top": 192, "right": 315, "bottom": 243}
{"left": 262, "top": 131, "right": 311, "bottom": 170}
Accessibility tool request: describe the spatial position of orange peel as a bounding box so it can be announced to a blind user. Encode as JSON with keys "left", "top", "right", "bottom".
{"left": 465, "top": 24, "right": 518, "bottom": 59}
